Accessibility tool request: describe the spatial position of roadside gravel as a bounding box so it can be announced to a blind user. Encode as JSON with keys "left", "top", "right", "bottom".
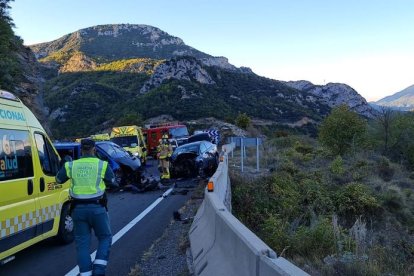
{"left": 127, "top": 179, "right": 206, "bottom": 276}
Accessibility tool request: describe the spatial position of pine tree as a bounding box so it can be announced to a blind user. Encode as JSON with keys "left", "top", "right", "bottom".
{"left": 0, "top": 0, "right": 20, "bottom": 91}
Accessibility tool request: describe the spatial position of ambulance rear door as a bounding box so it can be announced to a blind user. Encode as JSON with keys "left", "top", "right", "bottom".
{"left": 32, "top": 131, "right": 65, "bottom": 238}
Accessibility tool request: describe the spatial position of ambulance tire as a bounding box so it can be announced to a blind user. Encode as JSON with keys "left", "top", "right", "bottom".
{"left": 57, "top": 204, "right": 74, "bottom": 244}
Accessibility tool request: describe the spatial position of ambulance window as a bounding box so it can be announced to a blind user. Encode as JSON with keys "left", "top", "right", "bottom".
{"left": 34, "top": 133, "right": 60, "bottom": 176}
{"left": 0, "top": 129, "right": 34, "bottom": 181}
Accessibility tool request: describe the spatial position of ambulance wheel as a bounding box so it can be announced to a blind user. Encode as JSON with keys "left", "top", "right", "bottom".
{"left": 57, "top": 204, "right": 74, "bottom": 244}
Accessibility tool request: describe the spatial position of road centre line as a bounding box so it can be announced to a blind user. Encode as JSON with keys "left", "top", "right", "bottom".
{"left": 65, "top": 188, "right": 174, "bottom": 276}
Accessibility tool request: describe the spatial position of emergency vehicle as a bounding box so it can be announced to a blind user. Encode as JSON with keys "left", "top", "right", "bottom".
{"left": 90, "top": 133, "right": 110, "bottom": 141}
{"left": 0, "top": 90, "right": 73, "bottom": 264}
{"left": 143, "top": 123, "right": 189, "bottom": 157}
{"left": 110, "top": 125, "right": 147, "bottom": 164}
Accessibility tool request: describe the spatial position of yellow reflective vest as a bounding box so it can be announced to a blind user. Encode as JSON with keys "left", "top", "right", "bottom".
{"left": 65, "top": 158, "right": 108, "bottom": 199}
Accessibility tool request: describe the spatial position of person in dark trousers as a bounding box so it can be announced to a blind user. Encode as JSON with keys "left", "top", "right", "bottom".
{"left": 56, "top": 138, "right": 116, "bottom": 276}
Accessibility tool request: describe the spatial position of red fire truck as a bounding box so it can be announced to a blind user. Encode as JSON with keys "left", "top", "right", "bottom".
{"left": 143, "top": 123, "right": 189, "bottom": 157}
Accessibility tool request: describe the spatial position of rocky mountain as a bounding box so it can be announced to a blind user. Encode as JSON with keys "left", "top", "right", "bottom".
{"left": 14, "top": 43, "right": 49, "bottom": 128}
{"left": 284, "top": 80, "right": 375, "bottom": 118}
{"left": 374, "top": 84, "right": 414, "bottom": 111}
{"left": 30, "top": 24, "right": 208, "bottom": 60}
{"left": 27, "top": 24, "right": 374, "bottom": 139}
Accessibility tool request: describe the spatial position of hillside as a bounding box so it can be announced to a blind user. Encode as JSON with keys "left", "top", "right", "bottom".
{"left": 42, "top": 57, "right": 332, "bottom": 138}
{"left": 0, "top": 2, "right": 49, "bottom": 131}
{"left": 29, "top": 24, "right": 375, "bottom": 139}
{"left": 375, "top": 84, "right": 414, "bottom": 111}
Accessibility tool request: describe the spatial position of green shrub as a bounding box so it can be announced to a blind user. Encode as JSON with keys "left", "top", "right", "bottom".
{"left": 330, "top": 155, "right": 345, "bottom": 176}
{"left": 260, "top": 214, "right": 290, "bottom": 255}
{"left": 303, "top": 153, "right": 314, "bottom": 162}
{"left": 319, "top": 105, "right": 367, "bottom": 155}
{"left": 274, "top": 130, "right": 289, "bottom": 138}
{"left": 294, "top": 141, "right": 313, "bottom": 155}
{"left": 300, "top": 179, "right": 334, "bottom": 223}
{"left": 377, "top": 156, "right": 394, "bottom": 182}
{"left": 280, "top": 159, "right": 299, "bottom": 175}
{"left": 351, "top": 159, "right": 370, "bottom": 181}
{"left": 381, "top": 190, "right": 403, "bottom": 213}
{"left": 235, "top": 112, "right": 250, "bottom": 129}
{"left": 335, "top": 183, "right": 380, "bottom": 222}
{"left": 231, "top": 174, "right": 264, "bottom": 230}
{"left": 269, "top": 172, "right": 301, "bottom": 219}
{"left": 269, "top": 136, "right": 297, "bottom": 149}
{"left": 291, "top": 218, "right": 336, "bottom": 259}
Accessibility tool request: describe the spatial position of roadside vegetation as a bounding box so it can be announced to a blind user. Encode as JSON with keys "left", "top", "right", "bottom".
{"left": 0, "top": 0, "right": 23, "bottom": 91}
{"left": 231, "top": 106, "right": 414, "bottom": 275}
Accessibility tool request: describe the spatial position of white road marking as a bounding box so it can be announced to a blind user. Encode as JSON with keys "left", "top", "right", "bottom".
{"left": 65, "top": 188, "right": 174, "bottom": 276}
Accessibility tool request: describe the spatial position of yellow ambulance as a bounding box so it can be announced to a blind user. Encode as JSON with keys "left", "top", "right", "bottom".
{"left": 110, "top": 125, "right": 147, "bottom": 164}
{"left": 0, "top": 90, "right": 73, "bottom": 264}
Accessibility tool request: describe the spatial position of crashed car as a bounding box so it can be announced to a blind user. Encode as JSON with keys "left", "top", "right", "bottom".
{"left": 54, "top": 141, "right": 142, "bottom": 188}
{"left": 187, "top": 132, "right": 212, "bottom": 144}
{"left": 170, "top": 141, "right": 219, "bottom": 178}
{"left": 95, "top": 141, "right": 143, "bottom": 187}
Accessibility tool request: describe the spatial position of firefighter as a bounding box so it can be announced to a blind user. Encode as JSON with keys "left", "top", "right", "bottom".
{"left": 156, "top": 138, "right": 163, "bottom": 172}
{"left": 56, "top": 138, "right": 116, "bottom": 276}
{"left": 157, "top": 133, "right": 173, "bottom": 180}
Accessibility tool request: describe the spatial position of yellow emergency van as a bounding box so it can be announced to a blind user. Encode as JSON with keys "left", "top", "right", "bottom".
{"left": 0, "top": 90, "right": 73, "bottom": 264}
{"left": 90, "top": 133, "right": 110, "bottom": 141}
{"left": 110, "top": 125, "right": 147, "bottom": 164}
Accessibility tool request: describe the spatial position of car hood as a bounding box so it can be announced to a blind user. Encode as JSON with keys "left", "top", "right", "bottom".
{"left": 171, "top": 151, "right": 198, "bottom": 163}
{"left": 113, "top": 155, "right": 141, "bottom": 170}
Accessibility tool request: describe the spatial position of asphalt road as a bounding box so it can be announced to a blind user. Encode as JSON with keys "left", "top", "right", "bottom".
{"left": 0, "top": 160, "right": 196, "bottom": 276}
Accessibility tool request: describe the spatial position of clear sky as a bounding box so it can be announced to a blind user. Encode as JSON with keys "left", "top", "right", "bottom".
{"left": 10, "top": 0, "right": 414, "bottom": 101}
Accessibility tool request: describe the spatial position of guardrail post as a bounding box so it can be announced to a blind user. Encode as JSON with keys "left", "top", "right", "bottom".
{"left": 256, "top": 138, "right": 260, "bottom": 172}
{"left": 231, "top": 137, "right": 234, "bottom": 158}
{"left": 241, "top": 138, "right": 244, "bottom": 172}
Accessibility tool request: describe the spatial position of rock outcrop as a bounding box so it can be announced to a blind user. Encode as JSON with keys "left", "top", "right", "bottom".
{"left": 140, "top": 57, "right": 215, "bottom": 93}
{"left": 284, "top": 80, "right": 375, "bottom": 118}
{"left": 59, "top": 52, "right": 97, "bottom": 73}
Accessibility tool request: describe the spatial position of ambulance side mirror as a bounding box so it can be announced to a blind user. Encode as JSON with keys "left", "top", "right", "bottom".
{"left": 60, "top": 155, "right": 72, "bottom": 168}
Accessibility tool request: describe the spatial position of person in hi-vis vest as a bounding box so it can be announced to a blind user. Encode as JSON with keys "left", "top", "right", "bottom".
{"left": 56, "top": 138, "right": 116, "bottom": 276}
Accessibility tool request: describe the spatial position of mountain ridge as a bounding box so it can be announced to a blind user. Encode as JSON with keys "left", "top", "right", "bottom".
{"left": 28, "top": 24, "right": 375, "bottom": 138}
{"left": 374, "top": 84, "right": 414, "bottom": 111}
{"left": 30, "top": 24, "right": 210, "bottom": 61}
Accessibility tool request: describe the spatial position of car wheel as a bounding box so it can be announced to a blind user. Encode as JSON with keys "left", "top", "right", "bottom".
{"left": 57, "top": 204, "right": 74, "bottom": 244}
{"left": 184, "top": 159, "right": 197, "bottom": 178}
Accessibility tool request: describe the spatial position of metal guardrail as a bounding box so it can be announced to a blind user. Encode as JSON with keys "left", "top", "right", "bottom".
{"left": 189, "top": 143, "right": 309, "bottom": 276}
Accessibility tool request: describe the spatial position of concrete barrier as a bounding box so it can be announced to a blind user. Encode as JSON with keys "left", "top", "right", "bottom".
{"left": 189, "top": 143, "right": 309, "bottom": 276}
